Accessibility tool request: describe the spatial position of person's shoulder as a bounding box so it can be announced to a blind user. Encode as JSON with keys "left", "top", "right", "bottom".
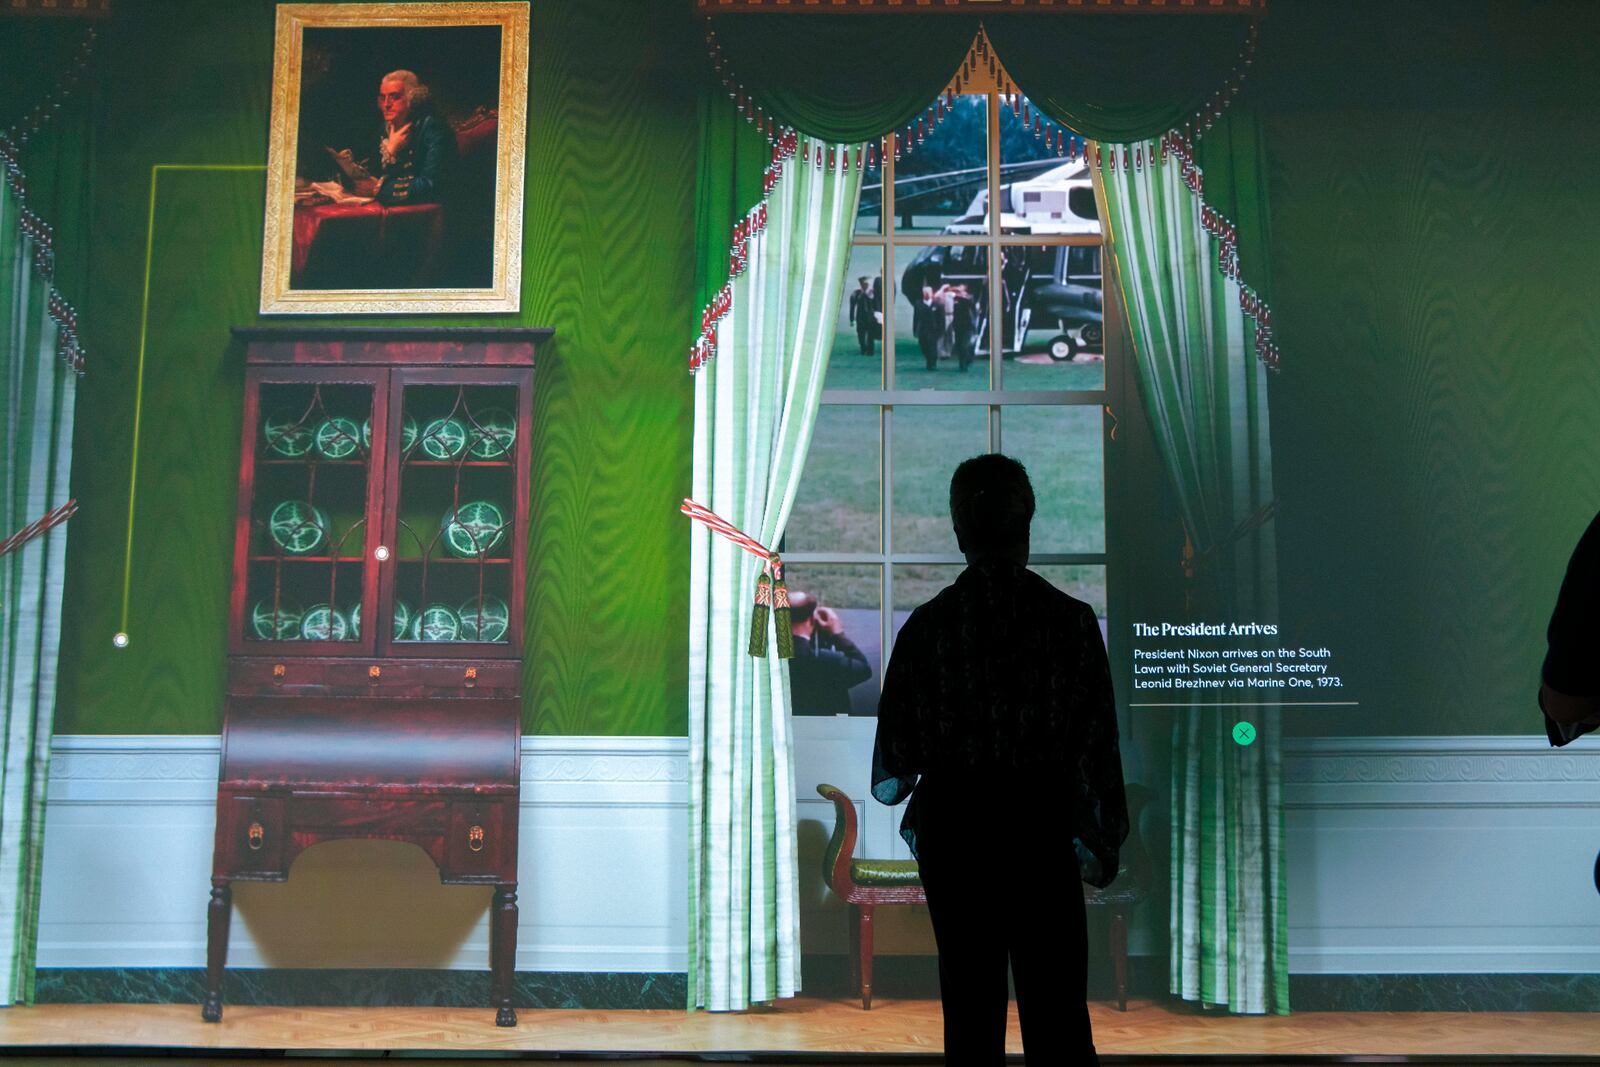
{"left": 901, "top": 583, "right": 959, "bottom": 630}
{"left": 1023, "top": 568, "right": 1097, "bottom": 620}
{"left": 1573, "top": 509, "right": 1600, "bottom": 556}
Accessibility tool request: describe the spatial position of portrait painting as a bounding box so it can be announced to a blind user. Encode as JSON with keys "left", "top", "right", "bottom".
{"left": 260, "top": 3, "right": 529, "bottom": 314}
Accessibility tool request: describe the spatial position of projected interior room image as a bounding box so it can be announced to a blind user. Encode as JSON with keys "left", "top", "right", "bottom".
{"left": 2, "top": 0, "right": 1597, "bottom": 1063}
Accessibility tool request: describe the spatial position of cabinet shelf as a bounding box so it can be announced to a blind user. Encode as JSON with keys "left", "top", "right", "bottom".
{"left": 249, "top": 555, "right": 365, "bottom": 563}
{"left": 258, "top": 458, "right": 368, "bottom": 467}
{"left": 396, "top": 557, "right": 512, "bottom": 565}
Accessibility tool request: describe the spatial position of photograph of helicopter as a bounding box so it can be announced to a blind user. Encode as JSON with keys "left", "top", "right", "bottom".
{"left": 899, "top": 160, "right": 1104, "bottom": 363}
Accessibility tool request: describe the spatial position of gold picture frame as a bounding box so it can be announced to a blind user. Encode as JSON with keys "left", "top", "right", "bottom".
{"left": 260, "top": 2, "right": 529, "bottom": 314}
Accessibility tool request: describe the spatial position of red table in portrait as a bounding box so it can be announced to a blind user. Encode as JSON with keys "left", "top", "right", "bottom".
{"left": 291, "top": 202, "right": 445, "bottom": 288}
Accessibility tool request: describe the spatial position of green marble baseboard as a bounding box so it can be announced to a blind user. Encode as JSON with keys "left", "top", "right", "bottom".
{"left": 804, "top": 957, "right": 1600, "bottom": 1012}
{"left": 34, "top": 968, "right": 684, "bottom": 1010}
{"left": 1290, "top": 973, "right": 1600, "bottom": 1012}
{"left": 36, "top": 965, "right": 1600, "bottom": 1012}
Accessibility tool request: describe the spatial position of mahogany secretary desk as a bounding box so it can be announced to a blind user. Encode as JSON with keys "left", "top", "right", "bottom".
{"left": 205, "top": 328, "right": 548, "bottom": 1026}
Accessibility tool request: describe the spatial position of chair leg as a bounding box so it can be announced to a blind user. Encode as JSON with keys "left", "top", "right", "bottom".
{"left": 847, "top": 903, "right": 861, "bottom": 998}
{"left": 1110, "top": 909, "right": 1129, "bottom": 1012}
{"left": 859, "top": 903, "right": 875, "bottom": 1011}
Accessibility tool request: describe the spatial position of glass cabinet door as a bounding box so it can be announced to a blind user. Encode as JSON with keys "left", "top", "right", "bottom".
{"left": 382, "top": 373, "right": 525, "bottom": 655}
{"left": 238, "top": 372, "right": 383, "bottom": 653}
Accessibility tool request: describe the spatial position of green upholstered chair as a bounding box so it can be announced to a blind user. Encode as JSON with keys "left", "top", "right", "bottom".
{"left": 816, "top": 783, "right": 925, "bottom": 1010}
{"left": 818, "top": 781, "right": 1156, "bottom": 1012}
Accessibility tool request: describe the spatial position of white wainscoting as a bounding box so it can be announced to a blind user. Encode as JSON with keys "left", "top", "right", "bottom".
{"left": 1283, "top": 735, "right": 1600, "bottom": 974}
{"left": 38, "top": 735, "right": 689, "bottom": 973}
{"left": 39, "top": 732, "right": 1600, "bottom": 975}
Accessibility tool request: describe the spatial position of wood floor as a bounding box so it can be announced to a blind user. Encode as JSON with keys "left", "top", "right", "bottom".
{"left": 4, "top": 997, "right": 1600, "bottom": 1058}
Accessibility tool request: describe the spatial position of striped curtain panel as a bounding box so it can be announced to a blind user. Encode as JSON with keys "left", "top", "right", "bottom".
{"left": 0, "top": 178, "right": 78, "bottom": 1006}
{"left": 687, "top": 146, "right": 861, "bottom": 1011}
{"left": 1096, "top": 146, "right": 1288, "bottom": 1014}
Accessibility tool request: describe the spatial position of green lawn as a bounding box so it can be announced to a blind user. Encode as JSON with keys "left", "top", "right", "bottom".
{"left": 789, "top": 324, "right": 1109, "bottom": 617}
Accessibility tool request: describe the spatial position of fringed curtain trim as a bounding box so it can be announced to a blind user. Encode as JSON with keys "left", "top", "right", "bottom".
{"left": 0, "top": 26, "right": 95, "bottom": 375}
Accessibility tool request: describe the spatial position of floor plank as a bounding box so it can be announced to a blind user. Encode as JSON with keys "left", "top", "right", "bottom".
{"left": 2, "top": 998, "right": 1599, "bottom": 1057}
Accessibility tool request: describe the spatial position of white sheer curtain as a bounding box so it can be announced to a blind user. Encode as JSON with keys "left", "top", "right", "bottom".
{"left": 687, "top": 144, "right": 861, "bottom": 1011}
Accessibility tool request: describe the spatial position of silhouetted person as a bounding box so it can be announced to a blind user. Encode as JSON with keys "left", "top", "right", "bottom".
{"left": 849, "top": 276, "right": 877, "bottom": 356}
{"left": 1542, "top": 509, "right": 1600, "bottom": 746}
{"left": 788, "top": 590, "right": 872, "bottom": 716}
{"left": 914, "top": 283, "right": 956, "bottom": 370}
{"left": 872, "top": 453, "right": 1127, "bottom": 1065}
{"left": 951, "top": 285, "right": 979, "bottom": 373}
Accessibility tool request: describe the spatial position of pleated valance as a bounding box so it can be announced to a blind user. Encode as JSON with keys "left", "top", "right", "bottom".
{"left": 703, "top": 10, "right": 1257, "bottom": 145}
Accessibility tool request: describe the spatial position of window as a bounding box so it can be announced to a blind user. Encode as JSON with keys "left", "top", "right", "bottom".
{"left": 785, "top": 67, "right": 1116, "bottom": 718}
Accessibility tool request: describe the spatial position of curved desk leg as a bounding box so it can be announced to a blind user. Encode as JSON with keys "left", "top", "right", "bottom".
{"left": 202, "top": 879, "right": 232, "bottom": 1022}
{"left": 492, "top": 883, "right": 518, "bottom": 1026}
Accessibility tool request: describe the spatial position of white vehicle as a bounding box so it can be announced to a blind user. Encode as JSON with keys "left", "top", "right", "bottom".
{"left": 943, "top": 160, "right": 1101, "bottom": 237}
{"left": 904, "top": 161, "right": 1104, "bottom": 360}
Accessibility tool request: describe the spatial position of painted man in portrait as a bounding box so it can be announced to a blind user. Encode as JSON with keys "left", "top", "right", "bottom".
{"left": 331, "top": 69, "right": 455, "bottom": 204}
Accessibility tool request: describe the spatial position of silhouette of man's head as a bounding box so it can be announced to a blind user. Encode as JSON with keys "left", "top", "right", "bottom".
{"left": 949, "top": 453, "right": 1034, "bottom": 560}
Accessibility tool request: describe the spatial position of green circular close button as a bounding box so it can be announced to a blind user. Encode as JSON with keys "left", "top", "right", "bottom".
{"left": 1233, "top": 721, "right": 1257, "bottom": 746}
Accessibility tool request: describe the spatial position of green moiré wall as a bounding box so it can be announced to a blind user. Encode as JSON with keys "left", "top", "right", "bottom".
{"left": 1260, "top": 0, "right": 1600, "bottom": 735}
{"left": 43, "top": 0, "right": 1600, "bottom": 740}
{"left": 52, "top": 0, "right": 699, "bottom": 735}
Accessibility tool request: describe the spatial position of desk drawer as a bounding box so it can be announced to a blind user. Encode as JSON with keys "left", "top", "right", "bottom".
{"left": 216, "top": 795, "right": 286, "bottom": 877}
{"left": 288, "top": 795, "right": 449, "bottom": 836}
{"left": 445, "top": 799, "right": 516, "bottom": 882}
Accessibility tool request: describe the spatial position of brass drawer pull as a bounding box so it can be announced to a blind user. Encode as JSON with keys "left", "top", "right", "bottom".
{"left": 468, "top": 824, "right": 486, "bottom": 852}
{"left": 272, "top": 664, "right": 285, "bottom": 686}
{"left": 464, "top": 666, "right": 478, "bottom": 689}
{"left": 368, "top": 665, "right": 381, "bottom": 683}
{"left": 247, "top": 822, "right": 266, "bottom": 851}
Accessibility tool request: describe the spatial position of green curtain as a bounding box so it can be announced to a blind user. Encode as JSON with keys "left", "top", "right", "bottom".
{"left": 706, "top": 14, "right": 972, "bottom": 144}
{"left": 693, "top": 93, "right": 774, "bottom": 321}
{"left": 0, "top": 21, "right": 90, "bottom": 1009}
{"left": 705, "top": 12, "right": 1252, "bottom": 144}
{"left": 1097, "top": 128, "right": 1287, "bottom": 1015}
{"left": 986, "top": 14, "right": 1251, "bottom": 143}
{"left": 1192, "top": 109, "right": 1275, "bottom": 314}
{"left": 687, "top": 99, "right": 862, "bottom": 1011}
{"left": 0, "top": 176, "right": 79, "bottom": 1007}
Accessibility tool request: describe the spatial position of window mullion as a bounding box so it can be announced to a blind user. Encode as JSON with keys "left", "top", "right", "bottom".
{"left": 988, "top": 89, "right": 1002, "bottom": 389}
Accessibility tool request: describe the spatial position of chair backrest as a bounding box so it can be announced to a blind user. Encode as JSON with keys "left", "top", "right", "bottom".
{"left": 1120, "top": 782, "right": 1156, "bottom": 889}
{"left": 815, "top": 783, "right": 858, "bottom": 895}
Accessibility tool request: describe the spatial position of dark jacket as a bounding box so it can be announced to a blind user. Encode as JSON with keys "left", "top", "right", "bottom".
{"left": 1544, "top": 510, "right": 1600, "bottom": 746}
{"left": 377, "top": 110, "right": 453, "bottom": 205}
{"left": 872, "top": 561, "right": 1128, "bottom": 887}
{"left": 789, "top": 632, "right": 872, "bottom": 716}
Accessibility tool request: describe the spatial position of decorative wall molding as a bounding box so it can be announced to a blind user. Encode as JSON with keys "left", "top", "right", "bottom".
{"left": 1282, "top": 735, "right": 1600, "bottom": 974}
{"left": 1284, "top": 735, "right": 1600, "bottom": 787}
